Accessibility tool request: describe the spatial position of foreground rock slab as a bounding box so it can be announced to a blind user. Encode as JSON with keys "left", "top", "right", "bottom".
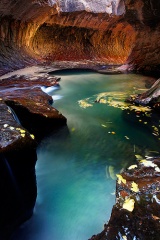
{"left": 90, "top": 157, "right": 160, "bottom": 240}
{"left": 0, "top": 74, "right": 67, "bottom": 139}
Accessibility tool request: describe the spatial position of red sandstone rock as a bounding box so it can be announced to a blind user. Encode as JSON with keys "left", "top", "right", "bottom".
{"left": 0, "top": 75, "right": 67, "bottom": 138}
{"left": 0, "top": 0, "right": 159, "bottom": 75}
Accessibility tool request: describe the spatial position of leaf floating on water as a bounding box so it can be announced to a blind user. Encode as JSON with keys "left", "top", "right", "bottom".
{"left": 101, "top": 124, "right": 107, "bottom": 128}
{"left": 131, "top": 181, "right": 139, "bottom": 192}
{"left": 128, "top": 165, "right": 137, "bottom": 170}
{"left": 111, "top": 131, "right": 116, "bottom": 134}
{"left": 99, "top": 99, "right": 107, "bottom": 104}
{"left": 135, "top": 155, "right": 143, "bottom": 160}
{"left": 122, "top": 197, "right": 135, "bottom": 212}
{"left": 78, "top": 100, "right": 93, "bottom": 109}
{"left": 116, "top": 174, "right": 126, "bottom": 184}
{"left": 108, "top": 166, "right": 117, "bottom": 180}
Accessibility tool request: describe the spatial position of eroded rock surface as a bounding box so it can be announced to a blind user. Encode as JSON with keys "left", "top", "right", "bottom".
{"left": 0, "top": 74, "right": 67, "bottom": 138}
{"left": 90, "top": 157, "right": 160, "bottom": 240}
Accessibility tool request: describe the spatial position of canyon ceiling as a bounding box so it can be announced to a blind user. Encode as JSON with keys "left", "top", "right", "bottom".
{"left": 0, "top": 0, "right": 160, "bottom": 75}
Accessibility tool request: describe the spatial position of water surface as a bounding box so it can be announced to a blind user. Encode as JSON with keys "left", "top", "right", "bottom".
{"left": 12, "top": 70, "right": 159, "bottom": 240}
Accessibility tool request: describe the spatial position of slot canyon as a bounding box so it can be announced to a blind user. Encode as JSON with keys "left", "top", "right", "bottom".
{"left": 0, "top": 0, "right": 160, "bottom": 239}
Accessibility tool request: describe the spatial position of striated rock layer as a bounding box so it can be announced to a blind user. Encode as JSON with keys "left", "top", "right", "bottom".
{"left": 0, "top": 0, "right": 159, "bottom": 75}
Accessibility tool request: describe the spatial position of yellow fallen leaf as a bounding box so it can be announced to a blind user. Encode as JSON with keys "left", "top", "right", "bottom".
{"left": 20, "top": 129, "right": 25, "bottom": 133}
{"left": 78, "top": 100, "right": 92, "bottom": 108}
{"left": 99, "top": 99, "right": 107, "bottom": 104}
{"left": 131, "top": 181, "right": 139, "bottom": 192}
{"left": 21, "top": 133, "right": 25, "bottom": 138}
{"left": 135, "top": 155, "right": 143, "bottom": 160}
{"left": 140, "top": 160, "right": 157, "bottom": 168}
{"left": 122, "top": 236, "right": 127, "bottom": 240}
{"left": 128, "top": 165, "right": 137, "bottom": 170}
{"left": 30, "top": 134, "right": 35, "bottom": 139}
{"left": 122, "top": 198, "right": 135, "bottom": 212}
{"left": 116, "top": 174, "right": 126, "bottom": 184}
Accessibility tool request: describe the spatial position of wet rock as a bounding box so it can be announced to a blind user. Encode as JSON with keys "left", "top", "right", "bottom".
{"left": 126, "top": 78, "right": 160, "bottom": 112}
{"left": 0, "top": 75, "right": 67, "bottom": 139}
{"left": 0, "top": 102, "right": 37, "bottom": 239}
{"left": 90, "top": 158, "right": 160, "bottom": 240}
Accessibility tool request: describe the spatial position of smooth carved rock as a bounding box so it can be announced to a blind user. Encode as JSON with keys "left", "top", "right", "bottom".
{"left": 0, "top": 75, "right": 67, "bottom": 138}
{"left": 0, "top": 0, "right": 159, "bottom": 75}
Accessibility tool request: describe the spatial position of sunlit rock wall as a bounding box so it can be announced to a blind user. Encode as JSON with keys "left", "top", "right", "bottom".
{"left": 0, "top": 0, "right": 159, "bottom": 74}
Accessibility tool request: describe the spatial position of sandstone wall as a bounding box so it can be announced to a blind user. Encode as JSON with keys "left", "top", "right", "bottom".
{"left": 0, "top": 0, "right": 159, "bottom": 74}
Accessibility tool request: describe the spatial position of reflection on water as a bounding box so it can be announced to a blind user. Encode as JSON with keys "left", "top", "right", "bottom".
{"left": 12, "top": 71, "right": 159, "bottom": 240}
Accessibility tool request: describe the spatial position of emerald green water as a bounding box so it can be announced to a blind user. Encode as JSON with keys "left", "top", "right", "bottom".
{"left": 12, "top": 70, "right": 159, "bottom": 240}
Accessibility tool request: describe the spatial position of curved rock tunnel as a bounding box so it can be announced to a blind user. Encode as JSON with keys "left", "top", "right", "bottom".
{"left": 0, "top": 0, "right": 160, "bottom": 75}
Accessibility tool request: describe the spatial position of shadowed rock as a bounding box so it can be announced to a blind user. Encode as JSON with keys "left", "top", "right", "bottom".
{"left": 0, "top": 102, "right": 37, "bottom": 239}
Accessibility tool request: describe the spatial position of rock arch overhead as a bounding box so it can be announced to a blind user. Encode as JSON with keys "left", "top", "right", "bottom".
{"left": 0, "top": 0, "right": 159, "bottom": 74}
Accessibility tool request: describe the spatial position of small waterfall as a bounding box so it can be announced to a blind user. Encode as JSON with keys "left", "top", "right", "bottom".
{"left": 8, "top": 106, "right": 21, "bottom": 125}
